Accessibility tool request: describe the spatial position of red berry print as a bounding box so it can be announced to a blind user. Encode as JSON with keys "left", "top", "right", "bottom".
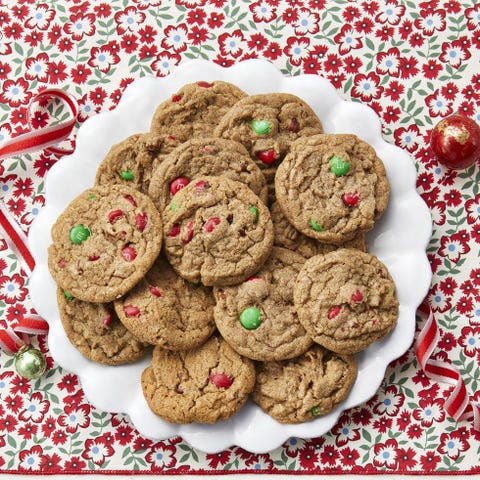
{"left": 184, "top": 220, "right": 195, "bottom": 244}
{"left": 88, "top": 254, "right": 100, "bottom": 261}
{"left": 123, "top": 194, "right": 137, "bottom": 207}
{"left": 102, "top": 314, "right": 112, "bottom": 327}
{"left": 123, "top": 305, "right": 141, "bottom": 317}
{"left": 108, "top": 209, "right": 123, "bottom": 223}
{"left": 149, "top": 285, "right": 163, "bottom": 297}
{"left": 328, "top": 306, "right": 342, "bottom": 319}
{"left": 135, "top": 213, "right": 148, "bottom": 232}
{"left": 172, "top": 94, "right": 182, "bottom": 102}
{"left": 256, "top": 149, "right": 279, "bottom": 164}
{"left": 197, "top": 81, "right": 214, "bottom": 88}
{"left": 342, "top": 192, "right": 360, "bottom": 207}
{"left": 351, "top": 290, "right": 364, "bottom": 302}
{"left": 204, "top": 217, "right": 221, "bottom": 233}
{"left": 121, "top": 245, "right": 137, "bottom": 262}
{"left": 168, "top": 224, "right": 181, "bottom": 237}
{"left": 169, "top": 177, "right": 190, "bottom": 196}
{"left": 209, "top": 372, "right": 233, "bottom": 389}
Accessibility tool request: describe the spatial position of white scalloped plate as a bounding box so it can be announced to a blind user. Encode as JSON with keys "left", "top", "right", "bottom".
{"left": 28, "top": 59, "right": 432, "bottom": 454}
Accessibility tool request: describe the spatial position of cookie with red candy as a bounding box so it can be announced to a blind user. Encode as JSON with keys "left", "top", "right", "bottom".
{"left": 48, "top": 185, "right": 162, "bottom": 303}
{"left": 141, "top": 335, "right": 255, "bottom": 424}
{"left": 293, "top": 248, "right": 399, "bottom": 354}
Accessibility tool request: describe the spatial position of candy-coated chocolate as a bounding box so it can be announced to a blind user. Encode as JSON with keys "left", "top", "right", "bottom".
{"left": 63, "top": 290, "right": 73, "bottom": 300}
{"left": 197, "top": 81, "right": 214, "bottom": 88}
{"left": 123, "top": 305, "right": 141, "bottom": 317}
{"left": 135, "top": 213, "right": 148, "bottom": 232}
{"left": 239, "top": 306, "right": 262, "bottom": 330}
{"left": 328, "top": 306, "right": 342, "bottom": 319}
{"left": 249, "top": 206, "right": 259, "bottom": 223}
{"left": 171, "top": 94, "right": 182, "bottom": 102}
{"left": 251, "top": 119, "right": 272, "bottom": 135}
{"left": 184, "top": 220, "right": 195, "bottom": 244}
{"left": 256, "top": 149, "right": 279, "bottom": 164}
{"left": 120, "top": 169, "right": 134, "bottom": 180}
{"left": 310, "top": 219, "right": 323, "bottom": 232}
{"left": 168, "top": 224, "right": 181, "bottom": 237}
{"left": 88, "top": 254, "right": 100, "bottom": 261}
{"left": 123, "top": 194, "right": 137, "bottom": 206}
{"left": 69, "top": 224, "right": 91, "bottom": 245}
{"left": 329, "top": 156, "right": 350, "bottom": 176}
{"left": 102, "top": 314, "right": 112, "bottom": 327}
{"left": 204, "top": 217, "right": 221, "bottom": 233}
{"left": 149, "top": 285, "right": 163, "bottom": 297}
{"left": 121, "top": 246, "right": 137, "bottom": 262}
{"left": 209, "top": 372, "right": 233, "bottom": 389}
{"left": 342, "top": 191, "right": 360, "bottom": 207}
{"left": 108, "top": 209, "right": 123, "bottom": 223}
{"left": 169, "top": 177, "right": 190, "bottom": 196}
{"left": 351, "top": 290, "right": 363, "bottom": 302}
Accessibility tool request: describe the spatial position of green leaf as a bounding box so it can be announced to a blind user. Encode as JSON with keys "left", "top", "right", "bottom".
{"left": 362, "top": 428, "right": 372, "bottom": 442}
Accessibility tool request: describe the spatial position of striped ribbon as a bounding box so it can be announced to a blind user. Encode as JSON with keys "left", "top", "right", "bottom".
{"left": 0, "top": 314, "right": 49, "bottom": 355}
{"left": 416, "top": 305, "right": 480, "bottom": 430}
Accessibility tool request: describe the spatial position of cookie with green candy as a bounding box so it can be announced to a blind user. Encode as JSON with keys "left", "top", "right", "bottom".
{"left": 95, "top": 132, "right": 180, "bottom": 195}
{"left": 148, "top": 137, "right": 268, "bottom": 213}
{"left": 141, "top": 335, "right": 255, "bottom": 424}
{"left": 275, "top": 133, "right": 389, "bottom": 245}
{"left": 56, "top": 288, "right": 150, "bottom": 365}
{"left": 213, "top": 247, "right": 312, "bottom": 361}
{"left": 252, "top": 344, "right": 357, "bottom": 424}
{"left": 48, "top": 185, "right": 163, "bottom": 303}
{"left": 113, "top": 255, "right": 216, "bottom": 351}
{"left": 150, "top": 80, "right": 247, "bottom": 144}
{"left": 162, "top": 175, "right": 274, "bottom": 286}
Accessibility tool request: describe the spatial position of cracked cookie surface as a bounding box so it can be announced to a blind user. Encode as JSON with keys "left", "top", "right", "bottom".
{"left": 48, "top": 185, "right": 162, "bottom": 303}
{"left": 275, "top": 133, "right": 389, "bottom": 244}
{"left": 56, "top": 288, "right": 150, "bottom": 365}
{"left": 253, "top": 344, "right": 357, "bottom": 424}
{"left": 141, "top": 335, "right": 255, "bottom": 424}
{"left": 114, "top": 255, "right": 216, "bottom": 350}
{"left": 213, "top": 247, "right": 312, "bottom": 361}
{"left": 162, "top": 175, "right": 274, "bottom": 286}
{"left": 293, "top": 249, "right": 399, "bottom": 354}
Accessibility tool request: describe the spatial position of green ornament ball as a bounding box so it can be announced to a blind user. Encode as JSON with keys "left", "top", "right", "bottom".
{"left": 15, "top": 345, "right": 47, "bottom": 379}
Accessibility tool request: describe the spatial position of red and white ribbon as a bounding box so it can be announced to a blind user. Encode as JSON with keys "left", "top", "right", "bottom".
{"left": 416, "top": 304, "right": 480, "bottom": 430}
{"left": 0, "top": 314, "right": 49, "bottom": 355}
{"left": 0, "top": 88, "right": 78, "bottom": 161}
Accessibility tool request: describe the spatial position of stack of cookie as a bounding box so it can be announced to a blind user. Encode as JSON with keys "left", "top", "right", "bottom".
{"left": 48, "top": 80, "right": 399, "bottom": 425}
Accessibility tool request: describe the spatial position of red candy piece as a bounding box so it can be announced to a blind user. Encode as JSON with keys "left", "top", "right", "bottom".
{"left": 288, "top": 118, "right": 300, "bottom": 132}
{"left": 59, "top": 259, "right": 67, "bottom": 268}
{"left": 102, "top": 314, "right": 112, "bottom": 327}
{"left": 149, "top": 285, "right": 163, "bottom": 297}
{"left": 123, "top": 194, "right": 137, "bottom": 207}
{"left": 123, "top": 305, "right": 140, "bottom": 317}
{"left": 328, "top": 306, "right": 342, "bottom": 319}
{"left": 88, "top": 254, "right": 100, "bottom": 261}
{"left": 108, "top": 209, "right": 123, "bottom": 223}
{"left": 171, "top": 94, "right": 182, "bottom": 102}
{"left": 204, "top": 217, "right": 221, "bottom": 233}
{"left": 351, "top": 290, "right": 363, "bottom": 302}
{"left": 209, "top": 372, "right": 233, "bottom": 389}
{"left": 194, "top": 180, "right": 209, "bottom": 193}
{"left": 135, "top": 213, "right": 148, "bottom": 232}
{"left": 168, "top": 224, "right": 181, "bottom": 237}
{"left": 246, "top": 275, "right": 260, "bottom": 282}
{"left": 197, "top": 81, "right": 214, "bottom": 88}
{"left": 342, "top": 192, "right": 360, "bottom": 207}
{"left": 121, "top": 246, "right": 137, "bottom": 262}
{"left": 168, "top": 135, "right": 176, "bottom": 141}
{"left": 169, "top": 177, "right": 190, "bottom": 196}
{"left": 256, "top": 149, "right": 279, "bottom": 164}
{"left": 184, "top": 221, "right": 195, "bottom": 244}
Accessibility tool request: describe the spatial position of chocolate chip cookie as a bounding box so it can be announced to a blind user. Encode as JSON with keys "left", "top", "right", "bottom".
{"left": 114, "top": 255, "right": 216, "bottom": 350}
{"left": 48, "top": 185, "right": 162, "bottom": 303}
{"left": 150, "top": 80, "right": 246, "bottom": 143}
{"left": 293, "top": 249, "right": 399, "bottom": 354}
{"left": 162, "top": 175, "right": 274, "bottom": 286}
{"left": 141, "top": 335, "right": 255, "bottom": 424}
{"left": 95, "top": 132, "right": 179, "bottom": 195}
{"left": 148, "top": 137, "right": 268, "bottom": 213}
{"left": 275, "top": 133, "right": 390, "bottom": 244}
{"left": 213, "top": 247, "right": 312, "bottom": 361}
{"left": 270, "top": 201, "right": 368, "bottom": 258}
{"left": 253, "top": 344, "right": 357, "bottom": 424}
{"left": 56, "top": 288, "right": 150, "bottom": 365}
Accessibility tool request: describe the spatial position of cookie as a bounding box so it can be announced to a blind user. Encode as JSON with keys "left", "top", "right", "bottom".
{"left": 148, "top": 137, "right": 268, "bottom": 213}
{"left": 56, "top": 288, "right": 150, "bottom": 365}
{"left": 48, "top": 185, "right": 162, "bottom": 303}
{"left": 150, "top": 80, "right": 246, "bottom": 143}
{"left": 270, "top": 201, "right": 368, "bottom": 258}
{"left": 252, "top": 344, "right": 357, "bottom": 424}
{"left": 214, "top": 92, "right": 324, "bottom": 189}
{"left": 213, "top": 247, "right": 312, "bottom": 361}
{"left": 275, "top": 133, "right": 390, "bottom": 244}
{"left": 293, "top": 249, "right": 399, "bottom": 354}
{"left": 162, "top": 175, "right": 274, "bottom": 286}
{"left": 141, "top": 335, "right": 255, "bottom": 424}
{"left": 113, "top": 255, "right": 216, "bottom": 350}
{"left": 95, "top": 132, "right": 179, "bottom": 195}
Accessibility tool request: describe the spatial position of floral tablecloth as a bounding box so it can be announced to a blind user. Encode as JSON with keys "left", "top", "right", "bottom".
{"left": 1, "top": 0, "right": 480, "bottom": 474}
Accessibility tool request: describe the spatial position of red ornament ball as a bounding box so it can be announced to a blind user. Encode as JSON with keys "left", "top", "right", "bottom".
{"left": 430, "top": 114, "right": 480, "bottom": 170}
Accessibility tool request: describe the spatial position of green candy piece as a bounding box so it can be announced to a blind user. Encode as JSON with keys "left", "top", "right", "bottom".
{"left": 63, "top": 290, "right": 73, "bottom": 300}
{"left": 239, "top": 307, "right": 262, "bottom": 330}
{"left": 69, "top": 224, "right": 91, "bottom": 245}
{"left": 310, "top": 219, "right": 323, "bottom": 232}
{"left": 251, "top": 119, "right": 271, "bottom": 135}
{"left": 169, "top": 201, "right": 176, "bottom": 212}
{"left": 249, "top": 206, "right": 259, "bottom": 223}
{"left": 87, "top": 193, "right": 96, "bottom": 200}
{"left": 311, "top": 406, "right": 319, "bottom": 416}
{"left": 329, "top": 155, "right": 350, "bottom": 176}
{"left": 120, "top": 169, "right": 134, "bottom": 180}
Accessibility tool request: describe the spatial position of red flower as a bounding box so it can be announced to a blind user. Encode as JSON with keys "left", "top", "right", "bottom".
{"left": 3, "top": 22, "right": 24, "bottom": 40}
{"left": 64, "top": 456, "right": 87, "bottom": 470}
{"left": 354, "top": 16, "right": 374, "bottom": 34}
{"left": 334, "top": 24, "right": 363, "bottom": 54}
{"left": 320, "top": 444, "right": 340, "bottom": 465}
{"left": 206, "top": 450, "right": 231, "bottom": 468}
{"left": 88, "top": 45, "right": 120, "bottom": 73}
{"left": 0, "top": 78, "right": 32, "bottom": 108}
{"left": 18, "top": 444, "right": 43, "bottom": 471}
{"left": 0, "top": 61, "right": 11, "bottom": 79}
{"left": 373, "top": 438, "right": 398, "bottom": 468}
{"left": 208, "top": 11, "right": 224, "bottom": 28}
{"left": 188, "top": 26, "right": 209, "bottom": 45}
{"left": 439, "top": 38, "right": 471, "bottom": 67}
{"left": 420, "top": 451, "right": 441, "bottom": 471}
{"left": 57, "top": 373, "right": 78, "bottom": 393}
{"left": 58, "top": 404, "right": 91, "bottom": 433}
{"left": 396, "top": 409, "right": 411, "bottom": 431}
{"left": 383, "top": 105, "right": 401, "bottom": 124}
{"left": 64, "top": 13, "right": 96, "bottom": 40}
{"left": 47, "top": 60, "right": 68, "bottom": 84}
{"left": 351, "top": 407, "right": 372, "bottom": 426}
{"left": 342, "top": 5, "right": 359, "bottom": 22}
{"left": 114, "top": 6, "right": 145, "bottom": 35}
{"left": 282, "top": 7, "right": 298, "bottom": 24}
{"left": 351, "top": 72, "right": 382, "bottom": 101}
{"left": 114, "top": 425, "right": 135, "bottom": 446}
{"left": 0, "top": 272, "right": 28, "bottom": 303}
{"left": 0, "top": 414, "right": 18, "bottom": 432}
{"left": 343, "top": 55, "right": 363, "bottom": 74}
{"left": 18, "top": 422, "right": 38, "bottom": 440}
{"left": 133, "top": 436, "right": 153, "bottom": 451}
{"left": 93, "top": 3, "right": 112, "bottom": 18}
{"left": 327, "top": 72, "right": 346, "bottom": 90}
{"left": 384, "top": 80, "right": 404, "bottom": 101}
{"left": 397, "top": 447, "right": 417, "bottom": 469}
{"left": 422, "top": 59, "right": 443, "bottom": 79}
{"left": 24, "top": 30, "right": 44, "bottom": 47}
{"left": 264, "top": 41, "right": 282, "bottom": 60}
{"left": 70, "top": 64, "right": 92, "bottom": 84}
{"left": 4, "top": 394, "right": 23, "bottom": 414}
{"left": 161, "top": 23, "right": 189, "bottom": 53}
{"left": 186, "top": 8, "right": 206, "bottom": 25}
{"left": 82, "top": 437, "right": 115, "bottom": 465}
{"left": 398, "top": 19, "right": 413, "bottom": 39}
{"left": 298, "top": 447, "right": 318, "bottom": 469}
{"left": 398, "top": 55, "right": 419, "bottom": 79}
{"left": 376, "top": 24, "right": 394, "bottom": 41}
{"left": 34, "top": 153, "right": 57, "bottom": 177}
{"left": 138, "top": 25, "right": 156, "bottom": 44}
{"left": 339, "top": 446, "right": 359, "bottom": 466}
{"left": 249, "top": 1, "right": 277, "bottom": 23}
{"left": 40, "top": 453, "right": 62, "bottom": 472}
{"left": 414, "top": 8, "right": 446, "bottom": 35}
{"left": 248, "top": 33, "right": 268, "bottom": 51}
{"left": 47, "top": 23, "right": 62, "bottom": 45}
